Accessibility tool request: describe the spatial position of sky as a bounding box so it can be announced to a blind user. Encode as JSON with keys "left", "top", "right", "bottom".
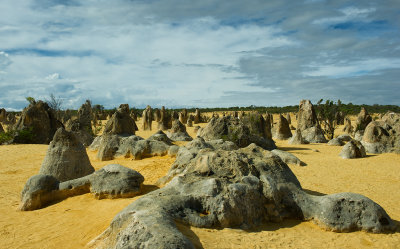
{"left": 0, "top": 0, "right": 399, "bottom": 110}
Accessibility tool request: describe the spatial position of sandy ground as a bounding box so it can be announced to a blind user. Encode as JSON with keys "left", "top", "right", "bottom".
{"left": 1, "top": 114, "right": 399, "bottom": 248}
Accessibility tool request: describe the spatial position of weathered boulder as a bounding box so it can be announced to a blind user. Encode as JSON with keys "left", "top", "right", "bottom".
{"left": 198, "top": 114, "right": 276, "bottom": 150}
{"left": 339, "top": 140, "right": 366, "bottom": 159}
{"left": 337, "top": 134, "right": 352, "bottom": 142}
{"left": 87, "top": 164, "right": 144, "bottom": 199}
{"left": 104, "top": 104, "right": 138, "bottom": 136}
{"left": 39, "top": 128, "right": 94, "bottom": 182}
{"left": 91, "top": 143, "right": 395, "bottom": 248}
{"left": 355, "top": 107, "right": 372, "bottom": 132}
{"left": 361, "top": 121, "right": 400, "bottom": 154}
{"left": 167, "top": 120, "right": 193, "bottom": 141}
{"left": 142, "top": 105, "right": 153, "bottom": 131}
{"left": 273, "top": 114, "right": 292, "bottom": 140}
{"left": 14, "top": 101, "right": 63, "bottom": 144}
{"left": 65, "top": 100, "right": 94, "bottom": 146}
{"left": 288, "top": 129, "right": 307, "bottom": 145}
{"left": 302, "top": 126, "right": 327, "bottom": 143}
{"left": 21, "top": 164, "right": 144, "bottom": 211}
{"left": 148, "top": 130, "right": 173, "bottom": 145}
{"left": 19, "top": 174, "right": 60, "bottom": 211}
{"left": 271, "top": 149, "right": 305, "bottom": 166}
{"left": 327, "top": 138, "right": 344, "bottom": 146}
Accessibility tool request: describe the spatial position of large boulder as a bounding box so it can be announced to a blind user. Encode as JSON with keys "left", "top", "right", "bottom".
{"left": 14, "top": 101, "right": 63, "bottom": 144}
{"left": 104, "top": 104, "right": 138, "bottom": 135}
{"left": 361, "top": 121, "right": 400, "bottom": 154}
{"left": 20, "top": 164, "right": 144, "bottom": 211}
{"left": 91, "top": 143, "right": 395, "bottom": 248}
{"left": 167, "top": 120, "right": 193, "bottom": 141}
{"left": 302, "top": 126, "right": 327, "bottom": 143}
{"left": 88, "top": 164, "right": 144, "bottom": 199}
{"left": 198, "top": 114, "right": 276, "bottom": 150}
{"left": 355, "top": 107, "right": 372, "bottom": 132}
{"left": 339, "top": 140, "right": 366, "bottom": 159}
{"left": 19, "top": 174, "right": 60, "bottom": 211}
{"left": 148, "top": 130, "right": 173, "bottom": 145}
{"left": 273, "top": 114, "right": 292, "bottom": 140}
{"left": 39, "top": 128, "right": 95, "bottom": 182}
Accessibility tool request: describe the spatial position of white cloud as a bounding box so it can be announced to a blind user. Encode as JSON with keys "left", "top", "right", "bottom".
{"left": 45, "top": 73, "right": 60, "bottom": 80}
{"left": 303, "top": 58, "right": 400, "bottom": 78}
{"left": 313, "top": 7, "right": 376, "bottom": 25}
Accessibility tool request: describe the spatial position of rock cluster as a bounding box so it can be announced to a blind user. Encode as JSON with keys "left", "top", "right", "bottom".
{"left": 167, "top": 120, "right": 193, "bottom": 141}
{"left": 91, "top": 140, "right": 395, "bottom": 248}
{"left": 103, "top": 104, "right": 138, "bottom": 136}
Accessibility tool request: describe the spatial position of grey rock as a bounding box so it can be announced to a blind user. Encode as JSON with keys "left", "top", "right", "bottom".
{"left": 20, "top": 174, "right": 60, "bottom": 211}
{"left": 89, "top": 164, "right": 144, "bottom": 199}
{"left": 148, "top": 130, "right": 173, "bottom": 145}
{"left": 39, "top": 128, "right": 95, "bottom": 182}
{"left": 337, "top": 134, "right": 352, "bottom": 142}
{"left": 354, "top": 130, "right": 364, "bottom": 141}
{"left": 167, "top": 120, "right": 193, "bottom": 141}
{"left": 361, "top": 121, "right": 400, "bottom": 154}
{"left": 297, "top": 99, "right": 319, "bottom": 131}
{"left": 302, "top": 126, "right": 327, "bottom": 143}
{"left": 327, "top": 138, "right": 344, "bottom": 146}
{"left": 339, "top": 140, "right": 366, "bottom": 159}
{"left": 168, "top": 145, "right": 180, "bottom": 157}
{"left": 271, "top": 149, "right": 305, "bottom": 166}
{"left": 97, "top": 134, "right": 122, "bottom": 161}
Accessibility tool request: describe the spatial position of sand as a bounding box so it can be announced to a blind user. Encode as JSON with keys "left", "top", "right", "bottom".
{"left": 0, "top": 114, "right": 399, "bottom": 248}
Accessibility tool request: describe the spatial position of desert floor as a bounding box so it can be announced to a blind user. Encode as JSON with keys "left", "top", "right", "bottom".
{"left": 1, "top": 113, "right": 399, "bottom": 248}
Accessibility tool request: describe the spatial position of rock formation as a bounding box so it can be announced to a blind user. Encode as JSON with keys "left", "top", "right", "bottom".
{"left": 296, "top": 100, "right": 326, "bottom": 143}
{"left": 0, "top": 108, "right": 6, "bottom": 122}
{"left": 186, "top": 116, "right": 193, "bottom": 127}
{"left": 104, "top": 104, "right": 138, "bottom": 136}
{"left": 179, "top": 109, "right": 188, "bottom": 124}
{"left": 20, "top": 164, "right": 144, "bottom": 211}
{"left": 198, "top": 114, "right": 276, "bottom": 150}
{"left": 91, "top": 141, "right": 395, "bottom": 248}
{"left": 343, "top": 117, "right": 353, "bottom": 134}
{"left": 339, "top": 140, "right": 366, "bottom": 159}
{"left": 194, "top": 108, "right": 201, "bottom": 124}
{"left": 14, "top": 101, "right": 63, "bottom": 144}
{"left": 39, "top": 128, "right": 95, "bottom": 182}
{"left": 167, "top": 120, "right": 193, "bottom": 141}
{"left": 288, "top": 129, "right": 307, "bottom": 145}
{"left": 142, "top": 105, "right": 153, "bottom": 131}
{"left": 273, "top": 114, "right": 292, "bottom": 140}
{"left": 361, "top": 118, "right": 400, "bottom": 154}
{"left": 65, "top": 100, "right": 94, "bottom": 146}
{"left": 355, "top": 107, "right": 372, "bottom": 132}
{"left": 286, "top": 113, "right": 291, "bottom": 124}
{"left": 158, "top": 106, "right": 170, "bottom": 130}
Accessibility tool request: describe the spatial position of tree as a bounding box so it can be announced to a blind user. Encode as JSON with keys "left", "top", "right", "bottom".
{"left": 46, "top": 93, "right": 63, "bottom": 111}
{"left": 315, "top": 99, "right": 341, "bottom": 140}
{"left": 26, "top": 96, "right": 36, "bottom": 105}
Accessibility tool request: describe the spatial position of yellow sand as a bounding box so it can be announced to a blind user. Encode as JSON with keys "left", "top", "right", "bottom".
{"left": 0, "top": 114, "right": 399, "bottom": 248}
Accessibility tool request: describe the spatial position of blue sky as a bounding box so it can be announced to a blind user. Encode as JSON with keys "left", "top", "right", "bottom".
{"left": 0, "top": 0, "right": 399, "bottom": 110}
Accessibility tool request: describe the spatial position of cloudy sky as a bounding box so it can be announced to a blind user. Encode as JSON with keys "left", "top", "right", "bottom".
{"left": 1, "top": 0, "right": 399, "bottom": 110}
